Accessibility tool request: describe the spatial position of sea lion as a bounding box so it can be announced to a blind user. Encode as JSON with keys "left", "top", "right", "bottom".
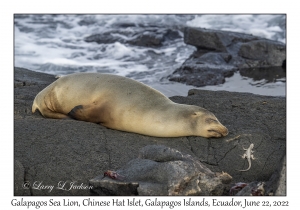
{"left": 32, "top": 73, "right": 228, "bottom": 138}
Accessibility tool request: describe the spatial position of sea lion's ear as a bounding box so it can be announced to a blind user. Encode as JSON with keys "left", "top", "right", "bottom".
{"left": 193, "top": 112, "right": 200, "bottom": 116}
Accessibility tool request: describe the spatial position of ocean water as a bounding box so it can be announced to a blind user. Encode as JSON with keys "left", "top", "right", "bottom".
{"left": 14, "top": 14, "right": 286, "bottom": 97}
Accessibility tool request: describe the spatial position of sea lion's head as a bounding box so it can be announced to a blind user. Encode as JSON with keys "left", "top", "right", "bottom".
{"left": 192, "top": 109, "right": 228, "bottom": 138}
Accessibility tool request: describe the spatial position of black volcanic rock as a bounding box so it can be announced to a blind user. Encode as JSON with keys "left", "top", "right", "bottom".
{"left": 14, "top": 67, "right": 286, "bottom": 196}
{"left": 90, "top": 145, "right": 232, "bottom": 196}
{"left": 169, "top": 27, "right": 286, "bottom": 87}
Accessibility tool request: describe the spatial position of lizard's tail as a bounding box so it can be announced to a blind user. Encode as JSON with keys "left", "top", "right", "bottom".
{"left": 236, "top": 165, "right": 251, "bottom": 172}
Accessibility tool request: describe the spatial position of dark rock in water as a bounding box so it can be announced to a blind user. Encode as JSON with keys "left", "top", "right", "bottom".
{"left": 127, "top": 29, "right": 181, "bottom": 47}
{"left": 84, "top": 28, "right": 181, "bottom": 47}
{"left": 184, "top": 27, "right": 259, "bottom": 51}
{"left": 84, "top": 32, "right": 123, "bottom": 44}
{"left": 127, "top": 31, "right": 164, "bottom": 47}
{"left": 164, "top": 29, "right": 183, "bottom": 41}
{"left": 90, "top": 145, "right": 232, "bottom": 196}
{"left": 14, "top": 67, "right": 286, "bottom": 196}
{"left": 169, "top": 52, "right": 237, "bottom": 87}
{"left": 238, "top": 40, "right": 286, "bottom": 68}
{"left": 128, "top": 29, "right": 181, "bottom": 47}
{"left": 169, "top": 27, "right": 286, "bottom": 87}
{"left": 239, "top": 66, "right": 286, "bottom": 83}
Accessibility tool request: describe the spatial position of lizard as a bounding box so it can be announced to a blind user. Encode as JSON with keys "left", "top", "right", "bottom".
{"left": 237, "top": 143, "right": 255, "bottom": 172}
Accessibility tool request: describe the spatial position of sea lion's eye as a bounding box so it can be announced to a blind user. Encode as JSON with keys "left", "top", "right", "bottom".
{"left": 206, "top": 118, "right": 217, "bottom": 123}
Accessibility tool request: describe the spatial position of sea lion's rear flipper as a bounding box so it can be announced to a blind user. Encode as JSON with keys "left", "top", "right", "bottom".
{"left": 32, "top": 95, "right": 69, "bottom": 119}
{"left": 35, "top": 103, "right": 68, "bottom": 119}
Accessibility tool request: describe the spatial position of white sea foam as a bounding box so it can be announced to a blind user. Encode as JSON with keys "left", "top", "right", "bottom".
{"left": 14, "top": 14, "right": 286, "bottom": 96}
{"left": 187, "top": 14, "right": 285, "bottom": 43}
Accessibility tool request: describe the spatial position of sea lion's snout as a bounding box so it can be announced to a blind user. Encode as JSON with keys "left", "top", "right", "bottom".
{"left": 220, "top": 125, "right": 229, "bottom": 137}
{"left": 207, "top": 125, "right": 228, "bottom": 137}
{"left": 203, "top": 116, "right": 228, "bottom": 138}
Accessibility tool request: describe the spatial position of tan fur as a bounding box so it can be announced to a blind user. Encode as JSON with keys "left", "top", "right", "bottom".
{"left": 32, "top": 73, "right": 228, "bottom": 138}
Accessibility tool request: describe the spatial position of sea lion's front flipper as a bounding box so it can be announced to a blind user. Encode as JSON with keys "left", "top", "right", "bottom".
{"left": 68, "top": 105, "right": 87, "bottom": 120}
{"left": 68, "top": 104, "right": 105, "bottom": 123}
